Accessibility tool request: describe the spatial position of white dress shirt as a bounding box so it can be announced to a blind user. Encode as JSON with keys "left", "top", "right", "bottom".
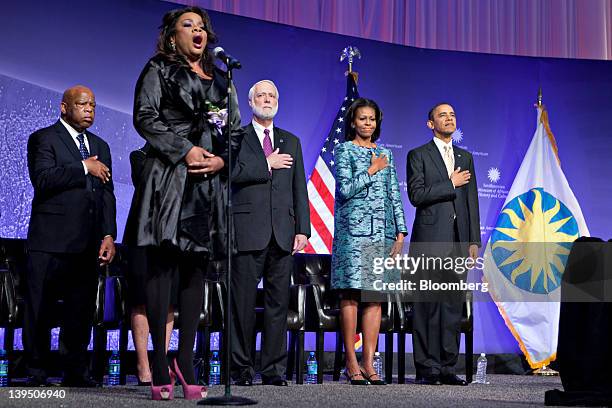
{"left": 251, "top": 119, "right": 274, "bottom": 150}
{"left": 252, "top": 119, "right": 274, "bottom": 171}
{"left": 433, "top": 136, "right": 455, "bottom": 188}
{"left": 60, "top": 118, "right": 89, "bottom": 175}
{"left": 432, "top": 136, "right": 453, "bottom": 162}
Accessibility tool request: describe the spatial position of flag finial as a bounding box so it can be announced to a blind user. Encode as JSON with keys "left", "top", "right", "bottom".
{"left": 340, "top": 46, "right": 361, "bottom": 74}
{"left": 537, "top": 87, "right": 543, "bottom": 107}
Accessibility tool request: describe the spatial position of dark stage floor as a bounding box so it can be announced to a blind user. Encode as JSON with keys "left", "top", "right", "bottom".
{"left": 0, "top": 374, "right": 564, "bottom": 407}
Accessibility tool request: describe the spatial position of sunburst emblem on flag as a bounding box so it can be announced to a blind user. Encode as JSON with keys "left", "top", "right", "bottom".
{"left": 488, "top": 167, "right": 501, "bottom": 183}
{"left": 490, "top": 188, "right": 579, "bottom": 294}
{"left": 451, "top": 128, "right": 463, "bottom": 143}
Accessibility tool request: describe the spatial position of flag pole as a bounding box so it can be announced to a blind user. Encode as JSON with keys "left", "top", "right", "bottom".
{"left": 340, "top": 46, "right": 361, "bottom": 83}
{"left": 533, "top": 88, "right": 560, "bottom": 378}
{"left": 536, "top": 88, "right": 561, "bottom": 165}
{"left": 303, "top": 46, "right": 362, "bottom": 255}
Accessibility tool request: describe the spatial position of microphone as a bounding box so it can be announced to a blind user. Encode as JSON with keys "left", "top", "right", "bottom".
{"left": 213, "top": 47, "right": 242, "bottom": 69}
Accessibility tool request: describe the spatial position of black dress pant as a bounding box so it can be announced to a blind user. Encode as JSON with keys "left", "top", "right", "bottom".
{"left": 230, "top": 235, "right": 292, "bottom": 380}
{"left": 412, "top": 293, "right": 463, "bottom": 377}
{"left": 23, "top": 249, "right": 98, "bottom": 380}
{"left": 412, "top": 226, "right": 466, "bottom": 378}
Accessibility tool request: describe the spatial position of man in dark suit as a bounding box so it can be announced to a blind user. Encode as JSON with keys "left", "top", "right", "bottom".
{"left": 25, "top": 85, "right": 116, "bottom": 387}
{"left": 230, "top": 80, "right": 310, "bottom": 386}
{"left": 406, "top": 103, "right": 480, "bottom": 386}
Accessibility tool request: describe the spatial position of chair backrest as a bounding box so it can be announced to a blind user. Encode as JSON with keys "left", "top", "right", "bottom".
{"left": 0, "top": 239, "right": 28, "bottom": 325}
{"left": 1, "top": 239, "right": 27, "bottom": 295}
{"left": 94, "top": 244, "right": 127, "bottom": 326}
{"left": 209, "top": 281, "right": 225, "bottom": 331}
{"left": 294, "top": 253, "right": 336, "bottom": 306}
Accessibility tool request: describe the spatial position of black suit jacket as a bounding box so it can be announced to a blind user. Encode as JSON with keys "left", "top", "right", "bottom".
{"left": 407, "top": 139, "right": 480, "bottom": 255}
{"left": 232, "top": 123, "right": 310, "bottom": 253}
{"left": 26, "top": 120, "right": 117, "bottom": 253}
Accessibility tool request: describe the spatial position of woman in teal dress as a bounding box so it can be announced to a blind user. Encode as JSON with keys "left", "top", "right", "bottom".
{"left": 331, "top": 98, "right": 407, "bottom": 385}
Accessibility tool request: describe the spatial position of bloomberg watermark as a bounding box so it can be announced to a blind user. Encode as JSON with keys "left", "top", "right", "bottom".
{"left": 370, "top": 254, "right": 489, "bottom": 294}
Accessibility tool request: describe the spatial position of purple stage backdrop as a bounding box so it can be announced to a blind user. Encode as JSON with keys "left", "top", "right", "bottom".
{"left": 1, "top": 0, "right": 611, "bottom": 356}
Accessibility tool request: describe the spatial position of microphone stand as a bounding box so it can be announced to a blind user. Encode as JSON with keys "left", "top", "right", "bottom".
{"left": 198, "top": 60, "right": 256, "bottom": 406}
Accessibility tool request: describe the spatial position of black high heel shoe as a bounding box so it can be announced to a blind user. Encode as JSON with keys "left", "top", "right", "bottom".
{"left": 360, "top": 369, "right": 386, "bottom": 385}
{"left": 343, "top": 369, "right": 369, "bottom": 385}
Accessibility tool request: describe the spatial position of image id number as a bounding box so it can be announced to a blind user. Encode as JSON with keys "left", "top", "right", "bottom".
{"left": 9, "top": 389, "right": 66, "bottom": 399}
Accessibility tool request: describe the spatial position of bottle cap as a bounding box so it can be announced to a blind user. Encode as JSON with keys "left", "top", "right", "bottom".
{"left": 374, "top": 352, "right": 380, "bottom": 356}
{"left": 309, "top": 351, "right": 315, "bottom": 356}
{"left": 480, "top": 353, "right": 486, "bottom": 357}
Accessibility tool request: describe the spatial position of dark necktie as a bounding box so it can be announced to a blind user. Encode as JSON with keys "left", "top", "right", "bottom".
{"left": 76, "top": 133, "right": 90, "bottom": 160}
{"left": 263, "top": 129, "right": 273, "bottom": 175}
{"left": 262, "top": 129, "right": 273, "bottom": 157}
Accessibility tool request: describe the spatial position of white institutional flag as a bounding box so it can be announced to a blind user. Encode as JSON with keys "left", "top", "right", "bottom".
{"left": 482, "top": 105, "right": 589, "bottom": 368}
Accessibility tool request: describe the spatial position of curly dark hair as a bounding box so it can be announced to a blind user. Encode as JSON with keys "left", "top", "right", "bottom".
{"left": 344, "top": 98, "right": 383, "bottom": 143}
{"left": 156, "top": 7, "right": 218, "bottom": 75}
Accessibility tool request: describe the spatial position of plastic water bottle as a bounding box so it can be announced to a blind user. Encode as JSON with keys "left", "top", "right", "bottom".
{"left": 306, "top": 352, "right": 317, "bottom": 384}
{"left": 0, "top": 350, "right": 8, "bottom": 387}
{"left": 474, "top": 353, "right": 488, "bottom": 384}
{"left": 209, "top": 351, "right": 221, "bottom": 385}
{"left": 373, "top": 352, "right": 383, "bottom": 379}
{"left": 107, "top": 350, "right": 120, "bottom": 386}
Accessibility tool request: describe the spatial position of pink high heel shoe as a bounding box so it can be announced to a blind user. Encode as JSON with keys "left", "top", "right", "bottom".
{"left": 151, "top": 384, "right": 174, "bottom": 400}
{"left": 172, "top": 359, "right": 207, "bottom": 400}
{"left": 150, "top": 368, "right": 176, "bottom": 400}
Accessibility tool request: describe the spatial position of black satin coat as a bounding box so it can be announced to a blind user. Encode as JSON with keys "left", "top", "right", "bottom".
{"left": 124, "top": 55, "right": 243, "bottom": 257}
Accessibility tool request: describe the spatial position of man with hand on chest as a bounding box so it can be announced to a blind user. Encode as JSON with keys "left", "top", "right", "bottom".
{"left": 25, "top": 85, "right": 116, "bottom": 387}
{"left": 230, "top": 80, "right": 310, "bottom": 386}
{"left": 406, "top": 102, "right": 480, "bottom": 386}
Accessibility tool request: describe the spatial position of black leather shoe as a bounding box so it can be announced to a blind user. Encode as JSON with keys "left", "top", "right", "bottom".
{"left": 262, "top": 376, "right": 288, "bottom": 386}
{"left": 61, "top": 376, "right": 102, "bottom": 388}
{"left": 234, "top": 373, "right": 253, "bottom": 386}
{"left": 441, "top": 374, "right": 468, "bottom": 386}
{"left": 416, "top": 375, "right": 442, "bottom": 385}
{"left": 25, "top": 375, "right": 50, "bottom": 387}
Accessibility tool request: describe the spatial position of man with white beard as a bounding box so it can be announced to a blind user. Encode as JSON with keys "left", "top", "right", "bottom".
{"left": 230, "top": 80, "right": 310, "bottom": 386}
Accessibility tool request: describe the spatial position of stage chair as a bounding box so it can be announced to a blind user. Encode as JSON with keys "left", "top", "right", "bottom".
{"left": 91, "top": 244, "right": 128, "bottom": 383}
{"left": 0, "top": 239, "right": 130, "bottom": 383}
{"left": 0, "top": 239, "right": 91, "bottom": 378}
{"left": 295, "top": 253, "right": 344, "bottom": 383}
{"left": 0, "top": 240, "right": 19, "bottom": 331}
{"left": 0, "top": 239, "right": 29, "bottom": 355}
{"left": 194, "top": 278, "right": 225, "bottom": 385}
{"left": 0, "top": 239, "right": 64, "bottom": 359}
{"left": 377, "top": 295, "right": 396, "bottom": 384}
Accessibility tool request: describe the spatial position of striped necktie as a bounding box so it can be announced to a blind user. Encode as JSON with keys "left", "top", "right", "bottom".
{"left": 262, "top": 129, "right": 273, "bottom": 157}
{"left": 443, "top": 145, "right": 454, "bottom": 177}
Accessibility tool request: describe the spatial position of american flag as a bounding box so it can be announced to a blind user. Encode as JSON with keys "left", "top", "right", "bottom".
{"left": 303, "top": 73, "right": 359, "bottom": 254}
